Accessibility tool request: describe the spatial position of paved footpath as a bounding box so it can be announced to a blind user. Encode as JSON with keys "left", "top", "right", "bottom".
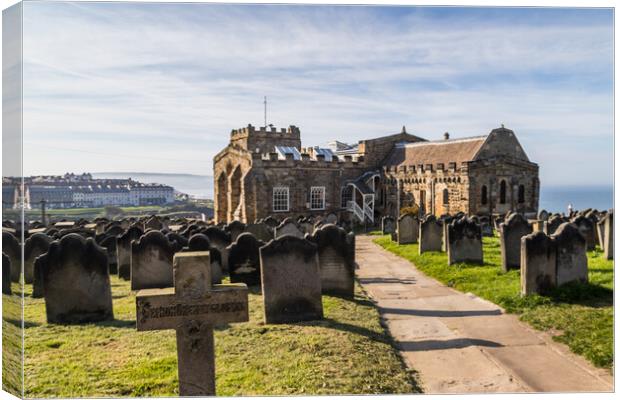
{"left": 355, "top": 235, "right": 613, "bottom": 393}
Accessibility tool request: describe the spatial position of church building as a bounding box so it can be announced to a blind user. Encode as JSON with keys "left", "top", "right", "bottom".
{"left": 213, "top": 124, "right": 539, "bottom": 224}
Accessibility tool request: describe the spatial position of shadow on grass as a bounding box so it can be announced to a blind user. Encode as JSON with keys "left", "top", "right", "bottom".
{"left": 302, "top": 317, "right": 390, "bottom": 344}
{"left": 4, "top": 317, "right": 40, "bottom": 328}
{"left": 546, "top": 282, "right": 613, "bottom": 308}
{"left": 398, "top": 337, "right": 503, "bottom": 352}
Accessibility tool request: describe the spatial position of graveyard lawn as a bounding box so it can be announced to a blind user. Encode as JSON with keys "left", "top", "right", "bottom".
{"left": 19, "top": 278, "right": 420, "bottom": 397}
{"left": 374, "top": 235, "right": 614, "bottom": 369}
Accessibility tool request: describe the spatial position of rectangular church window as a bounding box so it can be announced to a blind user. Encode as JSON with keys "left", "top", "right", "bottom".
{"left": 310, "top": 186, "right": 326, "bottom": 210}
{"left": 272, "top": 187, "right": 289, "bottom": 212}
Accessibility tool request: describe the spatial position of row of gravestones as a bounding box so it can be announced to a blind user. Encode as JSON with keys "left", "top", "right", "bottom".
{"left": 381, "top": 214, "right": 485, "bottom": 265}
{"left": 4, "top": 218, "right": 356, "bottom": 325}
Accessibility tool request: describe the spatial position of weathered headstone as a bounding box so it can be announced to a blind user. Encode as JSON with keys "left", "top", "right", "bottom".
{"left": 324, "top": 213, "right": 338, "bottom": 225}
{"left": 381, "top": 216, "right": 396, "bottom": 235}
{"left": 187, "top": 234, "right": 222, "bottom": 284}
{"left": 99, "top": 235, "right": 118, "bottom": 274}
{"left": 308, "top": 224, "right": 355, "bottom": 298}
{"left": 552, "top": 223, "right": 588, "bottom": 286}
{"left": 145, "top": 216, "right": 163, "bottom": 231}
{"left": 226, "top": 220, "right": 246, "bottom": 243}
{"left": 397, "top": 214, "right": 418, "bottom": 245}
{"left": 499, "top": 213, "right": 533, "bottom": 272}
{"left": 544, "top": 215, "right": 566, "bottom": 235}
{"left": 116, "top": 226, "right": 143, "bottom": 280}
{"left": 259, "top": 236, "right": 323, "bottom": 323}
{"left": 42, "top": 234, "right": 113, "bottom": 323}
{"left": 604, "top": 210, "right": 613, "bottom": 260}
{"left": 245, "top": 223, "right": 274, "bottom": 243}
{"left": 419, "top": 215, "right": 443, "bottom": 254}
{"left": 537, "top": 209, "right": 549, "bottom": 221}
{"left": 2, "top": 231, "right": 20, "bottom": 283}
{"left": 520, "top": 231, "right": 556, "bottom": 295}
{"left": 274, "top": 220, "right": 304, "bottom": 239}
{"left": 228, "top": 233, "right": 264, "bottom": 286}
{"left": 2, "top": 252, "right": 11, "bottom": 294}
{"left": 131, "top": 231, "right": 174, "bottom": 291}
{"left": 447, "top": 217, "right": 483, "bottom": 265}
{"left": 263, "top": 216, "right": 279, "bottom": 229}
{"left": 24, "top": 233, "right": 52, "bottom": 284}
{"left": 32, "top": 254, "right": 47, "bottom": 298}
{"left": 204, "top": 227, "right": 232, "bottom": 272}
{"left": 571, "top": 216, "right": 597, "bottom": 251}
{"left": 135, "top": 252, "right": 249, "bottom": 396}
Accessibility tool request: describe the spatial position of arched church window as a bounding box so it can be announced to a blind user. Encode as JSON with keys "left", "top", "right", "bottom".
{"left": 442, "top": 188, "right": 449, "bottom": 205}
{"left": 518, "top": 184, "right": 525, "bottom": 203}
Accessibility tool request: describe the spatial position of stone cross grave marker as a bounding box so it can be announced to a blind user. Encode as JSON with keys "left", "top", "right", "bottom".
{"left": 135, "top": 251, "right": 249, "bottom": 396}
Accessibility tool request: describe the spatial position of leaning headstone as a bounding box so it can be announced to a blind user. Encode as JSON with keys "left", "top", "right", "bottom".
{"left": 308, "top": 224, "right": 354, "bottom": 298}
{"left": 2, "top": 232, "right": 20, "bottom": 283}
{"left": 447, "top": 218, "right": 483, "bottom": 265}
{"left": 135, "top": 252, "right": 249, "bottom": 396}
{"left": 274, "top": 220, "right": 304, "bottom": 239}
{"left": 24, "top": 233, "right": 52, "bottom": 284}
{"left": 228, "top": 233, "right": 264, "bottom": 286}
{"left": 131, "top": 231, "right": 174, "bottom": 291}
{"left": 552, "top": 223, "right": 588, "bottom": 286}
{"left": 245, "top": 223, "right": 274, "bottom": 243}
{"left": 116, "top": 226, "right": 143, "bottom": 280}
{"left": 571, "top": 216, "right": 597, "bottom": 251}
{"left": 2, "top": 253, "right": 11, "bottom": 294}
{"left": 397, "top": 214, "right": 418, "bottom": 245}
{"left": 42, "top": 234, "right": 113, "bottom": 323}
{"left": 604, "top": 210, "right": 613, "bottom": 260}
{"left": 596, "top": 217, "right": 606, "bottom": 250}
{"left": 499, "top": 213, "right": 533, "bottom": 272}
{"left": 381, "top": 216, "right": 396, "bottom": 235}
{"left": 259, "top": 236, "right": 323, "bottom": 323}
{"left": 520, "top": 231, "right": 556, "bottom": 295}
{"left": 419, "top": 215, "right": 443, "bottom": 254}
{"left": 544, "top": 215, "right": 566, "bottom": 235}
{"left": 537, "top": 209, "right": 549, "bottom": 221}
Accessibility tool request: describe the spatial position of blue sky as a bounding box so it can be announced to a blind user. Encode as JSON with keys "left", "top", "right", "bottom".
{"left": 14, "top": 2, "right": 614, "bottom": 186}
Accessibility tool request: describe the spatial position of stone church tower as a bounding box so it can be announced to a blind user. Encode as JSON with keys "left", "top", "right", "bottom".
{"left": 213, "top": 124, "right": 539, "bottom": 224}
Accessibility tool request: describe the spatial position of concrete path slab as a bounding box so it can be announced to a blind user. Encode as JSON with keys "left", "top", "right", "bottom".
{"left": 356, "top": 235, "right": 613, "bottom": 393}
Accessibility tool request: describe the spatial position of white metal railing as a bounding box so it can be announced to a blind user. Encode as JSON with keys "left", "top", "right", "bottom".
{"left": 347, "top": 200, "right": 365, "bottom": 222}
{"left": 363, "top": 203, "right": 373, "bottom": 222}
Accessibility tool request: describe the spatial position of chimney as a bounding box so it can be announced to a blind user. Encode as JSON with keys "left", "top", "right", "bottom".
{"left": 444, "top": 132, "right": 450, "bottom": 140}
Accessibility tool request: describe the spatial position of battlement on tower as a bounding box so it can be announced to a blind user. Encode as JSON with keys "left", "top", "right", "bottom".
{"left": 230, "top": 124, "right": 302, "bottom": 153}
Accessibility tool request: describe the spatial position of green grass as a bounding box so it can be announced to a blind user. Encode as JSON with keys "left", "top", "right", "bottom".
{"left": 373, "top": 235, "right": 614, "bottom": 369}
{"left": 2, "top": 283, "right": 23, "bottom": 396}
{"left": 17, "top": 277, "right": 419, "bottom": 397}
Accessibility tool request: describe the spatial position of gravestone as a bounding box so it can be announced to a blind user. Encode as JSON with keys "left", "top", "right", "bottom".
{"left": 204, "top": 227, "right": 232, "bottom": 272}
{"left": 166, "top": 232, "right": 189, "bottom": 253}
{"left": 24, "top": 233, "right": 52, "bottom": 284}
{"left": 596, "top": 217, "right": 606, "bottom": 250}
{"left": 274, "top": 220, "right": 304, "bottom": 239}
{"left": 499, "top": 213, "right": 533, "bottom": 272}
{"left": 135, "top": 252, "right": 249, "bottom": 396}
{"left": 479, "top": 216, "right": 494, "bottom": 237}
{"left": 308, "top": 224, "right": 354, "bottom": 298}
{"left": 447, "top": 217, "right": 483, "bottom": 265}
{"left": 537, "top": 209, "right": 549, "bottom": 221}
{"left": 2, "top": 232, "right": 20, "bottom": 283}
{"left": 2, "top": 253, "right": 11, "bottom": 294}
{"left": 325, "top": 213, "right": 338, "bottom": 224}
{"left": 259, "top": 236, "right": 323, "bottom": 323}
{"left": 32, "top": 254, "right": 47, "bottom": 298}
{"left": 145, "top": 217, "right": 163, "bottom": 231}
{"left": 263, "top": 216, "right": 279, "bottom": 229}
{"left": 227, "top": 233, "right": 264, "bottom": 286}
{"left": 397, "top": 214, "right": 418, "bottom": 245}
{"left": 544, "top": 215, "right": 566, "bottom": 235}
{"left": 116, "top": 226, "right": 143, "bottom": 280}
{"left": 381, "top": 216, "right": 396, "bottom": 235}
{"left": 245, "top": 223, "right": 274, "bottom": 243}
{"left": 187, "top": 234, "right": 221, "bottom": 284}
{"left": 131, "top": 231, "right": 174, "bottom": 291}
{"left": 520, "top": 231, "right": 556, "bottom": 295}
{"left": 552, "top": 223, "right": 588, "bottom": 286}
{"left": 419, "top": 215, "right": 443, "bottom": 254}
{"left": 99, "top": 235, "right": 118, "bottom": 274}
{"left": 42, "top": 234, "right": 113, "bottom": 323}
{"left": 299, "top": 221, "right": 314, "bottom": 235}
{"left": 226, "top": 220, "right": 246, "bottom": 242}
{"left": 440, "top": 215, "right": 453, "bottom": 252}
{"left": 571, "top": 216, "right": 596, "bottom": 251}
{"left": 604, "top": 210, "right": 613, "bottom": 260}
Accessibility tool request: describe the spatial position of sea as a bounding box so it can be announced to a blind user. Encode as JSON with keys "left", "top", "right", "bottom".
{"left": 93, "top": 172, "right": 613, "bottom": 213}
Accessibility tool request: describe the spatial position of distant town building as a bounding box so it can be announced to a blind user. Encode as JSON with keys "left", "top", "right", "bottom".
{"left": 2, "top": 174, "right": 175, "bottom": 209}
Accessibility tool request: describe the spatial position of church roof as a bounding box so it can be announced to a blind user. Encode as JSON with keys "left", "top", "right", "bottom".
{"left": 383, "top": 135, "right": 488, "bottom": 167}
